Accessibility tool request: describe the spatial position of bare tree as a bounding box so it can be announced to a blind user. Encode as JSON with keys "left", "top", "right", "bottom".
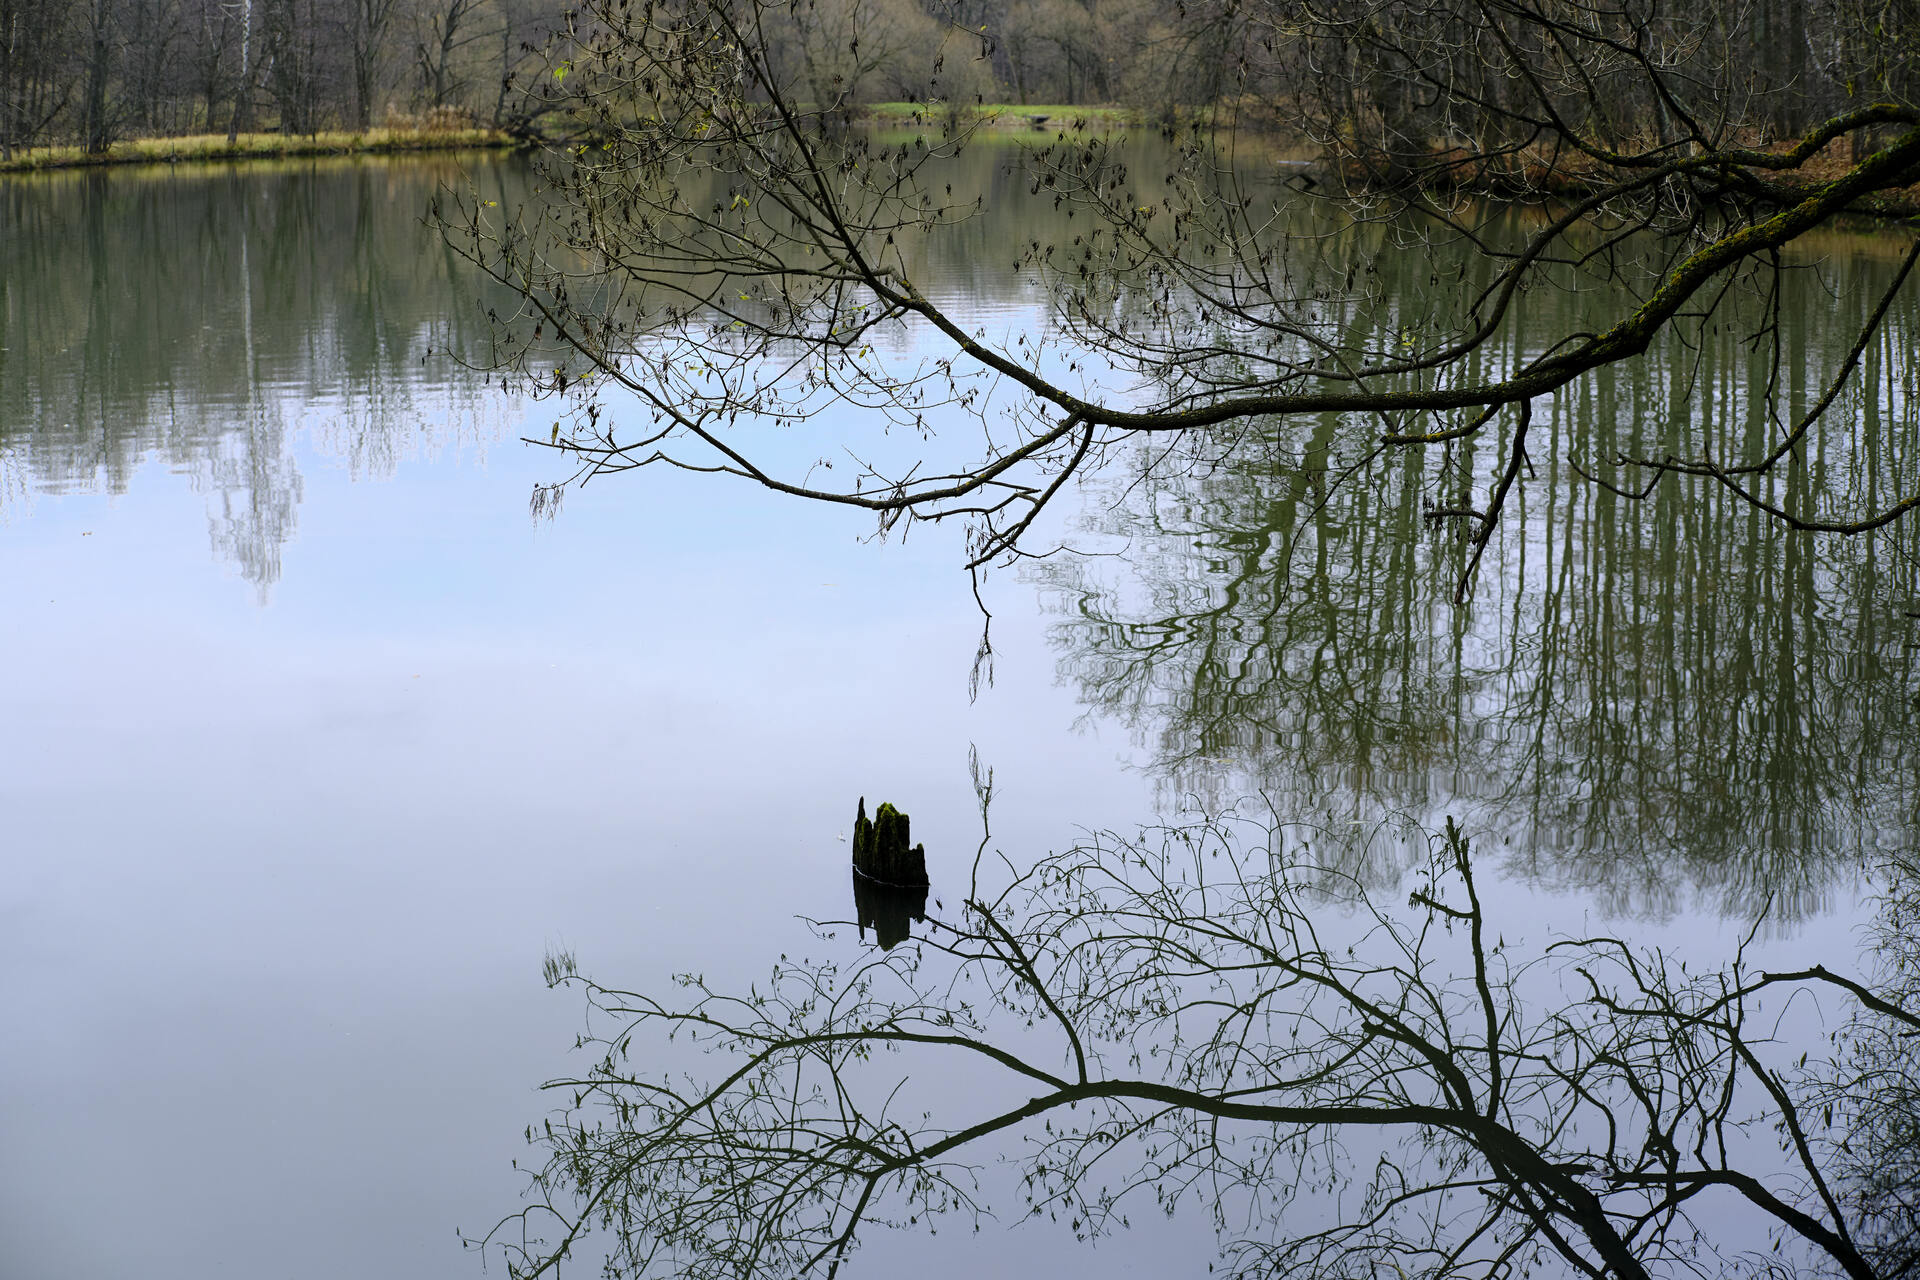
{"left": 261, "top": 0, "right": 327, "bottom": 132}
{"left": 225, "top": 0, "right": 258, "bottom": 139}
{"left": 469, "top": 814, "right": 1920, "bottom": 1279}
{"left": 181, "top": 0, "right": 241, "bottom": 134}
{"left": 122, "top": 0, "right": 186, "bottom": 132}
{"left": 347, "top": 0, "right": 400, "bottom": 127}
{"left": 80, "top": 0, "right": 119, "bottom": 153}
{"left": 0, "top": 0, "right": 75, "bottom": 158}
{"left": 765, "top": 0, "right": 970, "bottom": 111}
{"left": 413, "top": 0, "right": 490, "bottom": 109}
{"left": 447, "top": 0, "right": 1920, "bottom": 599}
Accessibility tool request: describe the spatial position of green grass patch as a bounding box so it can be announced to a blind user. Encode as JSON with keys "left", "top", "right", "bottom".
{"left": 862, "top": 102, "right": 1140, "bottom": 132}
{"left": 0, "top": 127, "right": 516, "bottom": 174}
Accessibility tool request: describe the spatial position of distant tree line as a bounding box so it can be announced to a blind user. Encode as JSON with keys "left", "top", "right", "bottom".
{"left": 545, "top": 0, "right": 1917, "bottom": 140}
{"left": 6, "top": 0, "right": 1912, "bottom": 160}
{"left": 0, "top": 0, "right": 563, "bottom": 156}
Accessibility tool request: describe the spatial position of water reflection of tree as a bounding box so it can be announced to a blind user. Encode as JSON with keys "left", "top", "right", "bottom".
{"left": 480, "top": 816, "right": 1920, "bottom": 1280}
{"left": 0, "top": 157, "right": 515, "bottom": 593}
{"left": 1035, "top": 246, "right": 1920, "bottom": 921}
{"left": 1827, "top": 855, "right": 1920, "bottom": 1275}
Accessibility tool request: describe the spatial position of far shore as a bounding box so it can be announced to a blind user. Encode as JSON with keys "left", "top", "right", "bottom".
{"left": 860, "top": 102, "right": 1143, "bottom": 129}
{"left": 10, "top": 110, "right": 1912, "bottom": 223}
{"left": 0, "top": 127, "right": 518, "bottom": 175}
{"left": 0, "top": 110, "right": 1126, "bottom": 175}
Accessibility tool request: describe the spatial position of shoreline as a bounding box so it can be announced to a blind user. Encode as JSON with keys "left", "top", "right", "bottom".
{"left": 0, "top": 128, "right": 518, "bottom": 175}
{"left": 859, "top": 103, "right": 1920, "bottom": 221}
{"left": 861, "top": 102, "right": 1142, "bottom": 131}
{"left": 11, "top": 113, "right": 1910, "bottom": 223}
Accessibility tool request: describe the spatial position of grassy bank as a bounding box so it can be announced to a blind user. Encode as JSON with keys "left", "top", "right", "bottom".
{"left": 862, "top": 102, "right": 1140, "bottom": 132}
{"left": 0, "top": 127, "right": 516, "bottom": 174}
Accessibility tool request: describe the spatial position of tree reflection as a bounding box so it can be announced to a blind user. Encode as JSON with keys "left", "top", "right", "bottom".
{"left": 481, "top": 814, "right": 1920, "bottom": 1280}
{"left": 1035, "top": 236, "right": 1920, "bottom": 921}
{"left": 0, "top": 157, "right": 515, "bottom": 594}
{"left": 1828, "top": 854, "right": 1920, "bottom": 1273}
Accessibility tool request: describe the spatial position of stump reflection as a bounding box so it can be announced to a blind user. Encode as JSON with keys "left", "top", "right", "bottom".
{"left": 852, "top": 869, "right": 929, "bottom": 950}
{"left": 850, "top": 797, "right": 931, "bottom": 949}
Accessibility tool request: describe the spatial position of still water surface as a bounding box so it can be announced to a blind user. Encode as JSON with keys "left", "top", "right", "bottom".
{"left": 2, "top": 152, "right": 1915, "bottom": 1279}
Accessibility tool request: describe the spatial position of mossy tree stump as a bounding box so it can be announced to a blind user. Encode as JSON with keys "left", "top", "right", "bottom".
{"left": 851, "top": 798, "right": 929, "bottom": 887}
{"left": 851, "top": 798, "right": 930, "bottom": 950}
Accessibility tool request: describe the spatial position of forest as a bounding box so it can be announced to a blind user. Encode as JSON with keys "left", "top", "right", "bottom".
{"left": 5, "top": 0, "right": 1914, "bottom": 159}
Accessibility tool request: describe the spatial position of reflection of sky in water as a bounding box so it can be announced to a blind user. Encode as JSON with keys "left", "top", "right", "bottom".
{"left": 0, "top": 160, "right": 1166, "bottom": 1278}
{"left": 4, "top": 370, "right": 1214, "bottom": 1275}
{"left": 0, "top": 155, "right": 1903, "bottom": 1280}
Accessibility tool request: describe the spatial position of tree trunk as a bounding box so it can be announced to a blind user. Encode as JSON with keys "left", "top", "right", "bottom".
{"left": 227, "top": 0, "right": 252, "bottom": 141}
{"left": 491, "top": 0, "right": 511, "bottom": 125}
{"left": 83, "top": 0, "right": 113, "bottom": 155}
{"left": 352, "top": 51, "right": 372, "bottom": 128}
{"left": 0, "top": 1, "right": 14, "bottom": 161}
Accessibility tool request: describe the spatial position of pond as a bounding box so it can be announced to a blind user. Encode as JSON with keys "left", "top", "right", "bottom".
{"left": 2, "top": 150, "right": 1915, "bottom": 1279}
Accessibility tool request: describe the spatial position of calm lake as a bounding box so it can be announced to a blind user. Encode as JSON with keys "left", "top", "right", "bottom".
{"left": 3, "top": 150, "right": 1916, "bottom": 1279}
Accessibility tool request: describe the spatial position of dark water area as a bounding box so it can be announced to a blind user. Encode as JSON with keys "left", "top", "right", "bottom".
{"left": 3, "top": 149, "right": 1916, "bottom": 1279}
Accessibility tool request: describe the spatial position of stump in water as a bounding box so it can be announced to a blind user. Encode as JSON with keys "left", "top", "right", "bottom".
{"left": 851, "top": 797, "right": 930, "bottom": 950}
{"left": 851, "top": 798, "right": 929, "bottom": 887}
